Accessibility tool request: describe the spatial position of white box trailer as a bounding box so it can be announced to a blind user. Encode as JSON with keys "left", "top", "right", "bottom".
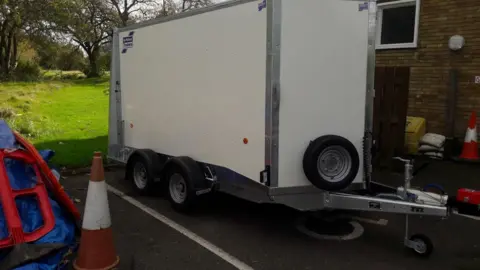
{"left": 108, "top": 0, "right": 454, "bottom": 256}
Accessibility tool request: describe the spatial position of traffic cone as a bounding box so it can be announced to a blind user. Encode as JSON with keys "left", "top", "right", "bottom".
{"left": 458, "top": 111, "right": 479, "bottom": 161}
{"left": 73, "top": 152, "right": 119, "bottom": 270}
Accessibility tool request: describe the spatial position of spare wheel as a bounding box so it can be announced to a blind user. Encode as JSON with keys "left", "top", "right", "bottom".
{"left": 303, "top": 135, "right": 360, "bottom": 191}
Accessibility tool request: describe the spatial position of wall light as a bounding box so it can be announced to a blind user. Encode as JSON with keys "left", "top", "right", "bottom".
{"left": 449, "top": 35, "right": 465, "bottom": 51}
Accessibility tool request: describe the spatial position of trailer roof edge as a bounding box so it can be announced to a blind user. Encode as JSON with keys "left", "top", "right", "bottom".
{"left": 115, "top": 0, "right": 260, "bottom": 33}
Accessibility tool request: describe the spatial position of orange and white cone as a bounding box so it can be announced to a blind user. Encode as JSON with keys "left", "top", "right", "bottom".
{"left": 73, "top": 152, "right": 119, "bottom": 270}
{"left": 459, "top": 111, "right": 479, "bottom": 161}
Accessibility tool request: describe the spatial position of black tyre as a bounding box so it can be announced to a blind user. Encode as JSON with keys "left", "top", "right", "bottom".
{"left": 409, "top": 234, "right": 434, "bottom": 257}
{"left": 126, "top": 150, "right": 159, "bottom": 195}
{"left": 303, "top": 135, "right": 360, "bottom": 191}
{"left": 165, "top": 164, "right": 199, "bottom": 213}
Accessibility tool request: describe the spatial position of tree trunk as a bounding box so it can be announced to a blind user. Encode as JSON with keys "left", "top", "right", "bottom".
{"left": 121, "top": 12, "right": 129, "bottom": 27}
{"left": 0, "top": 22, "right": 7, "bottom": 78}
{"left": 10, "top": 33, "right": 18, "bottom": 70}
{"left": 87, "top": 48, "right": 100, "bottom": 78}
{"left": 5, "top": 28, "right": 13, "bottom": 75}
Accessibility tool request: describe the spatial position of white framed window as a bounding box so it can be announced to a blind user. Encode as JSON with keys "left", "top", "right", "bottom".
{"left": 376, "top": 0, "right": 421, "bottom": 50}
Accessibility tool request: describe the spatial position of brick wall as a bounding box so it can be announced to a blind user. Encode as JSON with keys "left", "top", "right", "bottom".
{"left": 376, "top": 0, "right": 480, "bottom": 138}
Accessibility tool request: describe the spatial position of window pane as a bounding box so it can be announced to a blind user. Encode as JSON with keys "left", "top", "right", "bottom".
{"left": 380, "top": 5, "right": 416, "bottom": 44}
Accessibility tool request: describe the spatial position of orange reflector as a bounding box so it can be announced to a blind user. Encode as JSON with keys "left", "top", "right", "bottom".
{"left": 243, "top": 138, "right": 249, "bottom": 144}
{"left": 130, "top": 123, "right": 134, "bottom": 128}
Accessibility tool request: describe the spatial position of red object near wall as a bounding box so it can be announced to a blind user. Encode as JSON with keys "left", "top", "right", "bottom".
{"left": 457, "top": 188, "right": 480, "bottom": 205}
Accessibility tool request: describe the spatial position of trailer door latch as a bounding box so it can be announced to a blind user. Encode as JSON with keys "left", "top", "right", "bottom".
{"left": 273, "top": 85, "right": 280, "bottom": 109}
{"left": 115, "top": 81, "right": 121, "bottom": 93}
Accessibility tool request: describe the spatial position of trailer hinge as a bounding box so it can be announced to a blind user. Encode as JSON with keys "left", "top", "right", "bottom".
{"left": 115, "top": 81, "right": 121, "bottom": 93}
{"left": 273, "top": 84, "right": 280, "bottom": 109}
{"left": 260, "top": 166, "right": 271, "bottom": 186}
{"left": 117, "top": 120, "right": 124, "bottom": 145}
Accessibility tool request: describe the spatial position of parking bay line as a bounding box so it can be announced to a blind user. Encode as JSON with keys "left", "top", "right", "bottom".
{"left": 106, "top": 184, "right": 255, "bottom": 270}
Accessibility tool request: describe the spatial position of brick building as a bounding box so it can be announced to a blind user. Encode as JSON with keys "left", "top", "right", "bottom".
{"left": 375, "top": 0, "right": 480, "bottom": 139}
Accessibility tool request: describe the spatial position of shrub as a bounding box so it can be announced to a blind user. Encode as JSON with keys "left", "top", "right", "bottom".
{"left": 98, "top": 52, "right": 111, "bottom": 73}
{"left": 43, "top": 70, "right": 86, "bottom": 81}
{"left": 0, "top": 107, "right": 15, "bottom": 119}
{"left": 11, "top": 61, "right": 42, "bottom": 82}
{"left": 6, "top": 114, "right": 51, "bottom": 139}
{"left": 11, "top": 118, "right": 37, "bottom": 137}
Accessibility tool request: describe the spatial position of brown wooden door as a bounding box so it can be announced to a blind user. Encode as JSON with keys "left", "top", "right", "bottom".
{"left": 373, "top": 67, "right": 410, "bottom": 168}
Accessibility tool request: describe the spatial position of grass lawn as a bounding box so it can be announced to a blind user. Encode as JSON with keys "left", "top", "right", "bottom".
{"left": 0, "top": 76, "right": 110, "bottom": 168}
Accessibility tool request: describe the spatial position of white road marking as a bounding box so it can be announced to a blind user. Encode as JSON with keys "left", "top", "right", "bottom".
{"left": 452, "top": 210, "right": 480, "bottom": 221}
{"left": 106, "top": 184, "right": 255, "bottom": 270}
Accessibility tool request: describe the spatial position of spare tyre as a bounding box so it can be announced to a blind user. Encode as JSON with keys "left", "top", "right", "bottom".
{"left": 303, "top": 135, "right": 360, "bottom": 191}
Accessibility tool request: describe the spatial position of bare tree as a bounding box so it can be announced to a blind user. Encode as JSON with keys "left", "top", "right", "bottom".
{"left": 108, "top": 0, "right": 160, "bottom": 26}
{"left": 48, "top": 0, "right": 116, "bottom": 77}
{"left": 157, "top": 0, "right": 177, "bottom": 16}
{"left": 0, "top": 0, "right": 50, "bottom": 78}
{"left": 155, "top": 0, "right": 213, "bottom": 17}
{"left": 180, "top": 0, "right": 213, "bottom": 12}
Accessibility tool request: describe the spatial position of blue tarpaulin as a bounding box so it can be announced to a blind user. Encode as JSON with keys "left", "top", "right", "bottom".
{"left": 0, "top": 120, "right": 77, "bottom": 269}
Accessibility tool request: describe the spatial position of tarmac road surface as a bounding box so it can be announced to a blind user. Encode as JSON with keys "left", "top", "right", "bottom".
{"left": 64, "top": 176, "right": 236, "bottom": 270}
{"left": 62, "top": 159, "right": 480, "bottom": 270}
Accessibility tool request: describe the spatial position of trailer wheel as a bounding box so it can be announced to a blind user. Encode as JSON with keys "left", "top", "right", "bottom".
{"left": 408, "top": 234, "right": 433, "bottom": 257}
{"left": 303, "top": 135, "right": 359, "bottom": 191}
{"left": 126, "top": 150, "right": 160, "bottom": 195}
{"left": 165, "top": 163, "right": 198, "bottom": 213}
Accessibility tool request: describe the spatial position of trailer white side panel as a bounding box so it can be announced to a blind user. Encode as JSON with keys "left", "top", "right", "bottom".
{"left": 277, "top": 0, "right": 369, "bottom": 187}
{"left": 119, "top": 1, "right": 267, "bottom": 182}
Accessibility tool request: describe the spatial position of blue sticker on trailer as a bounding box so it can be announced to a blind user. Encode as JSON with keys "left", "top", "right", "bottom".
{"left": 359, "top": 2, "right": 368, "bottom": 11}
{"left": 258, "top": 0, "right": 266, "bottom": 11}
{"left": 122, "top": 31, "right": 135, "bottom": 54}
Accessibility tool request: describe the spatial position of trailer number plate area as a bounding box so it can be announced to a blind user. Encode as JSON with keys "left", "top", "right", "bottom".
{"left": 358, "top": 2, "right": 368, "bottom": 11}
{"left": 369, "top": 202, "right": 381, "bottom": 209}
{"left": 411, "top": 206, "right": 424, "bottom": 213}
